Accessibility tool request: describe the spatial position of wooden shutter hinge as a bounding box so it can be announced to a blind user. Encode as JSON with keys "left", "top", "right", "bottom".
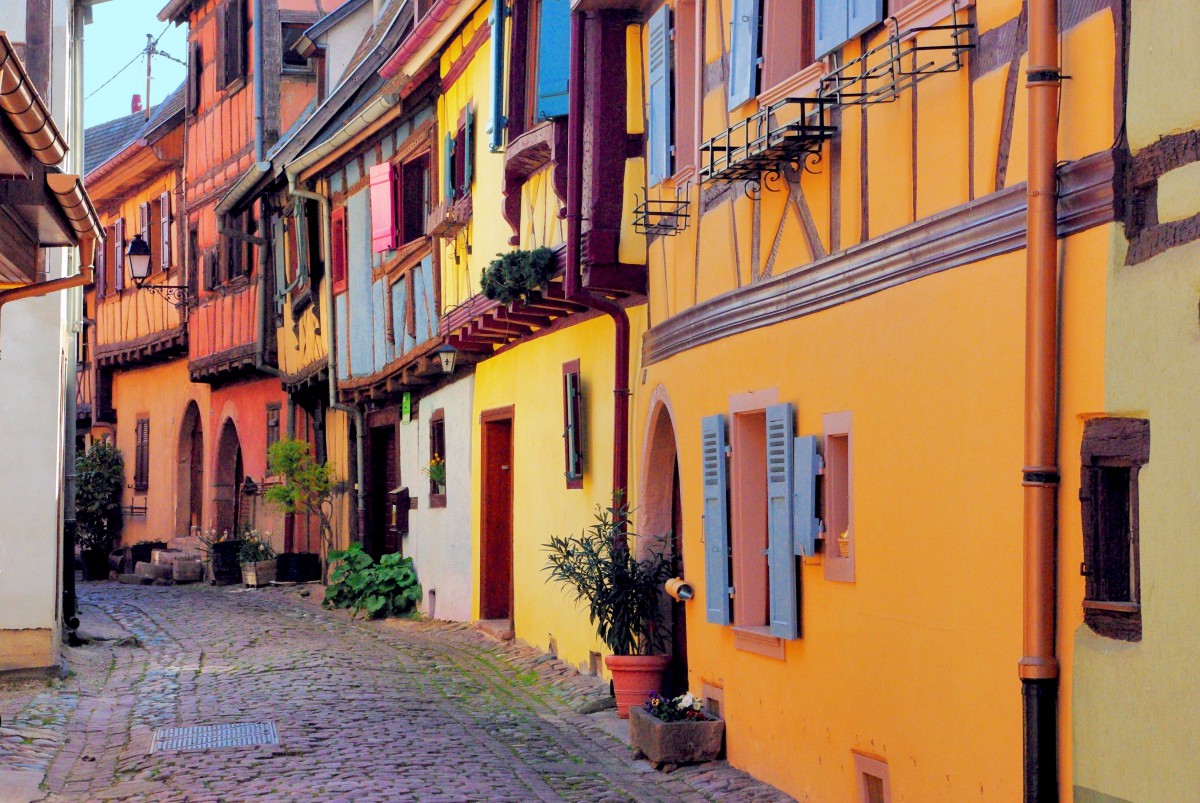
{"left": 1080, "top": 562, "right": 1090, "bottom": 577}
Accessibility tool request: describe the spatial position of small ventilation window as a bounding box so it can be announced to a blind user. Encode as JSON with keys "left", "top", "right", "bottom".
{"left": 853, "top": 753, "right": 891, "bottom": 803}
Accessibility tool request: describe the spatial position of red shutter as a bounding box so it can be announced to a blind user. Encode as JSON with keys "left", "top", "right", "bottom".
{"left": 114, "top": 218, "right": 126, "bottom": 291}
{"left": 369, "top": 161, "right": 397, "bottom": 253}
{"left": 331, "top": 206, "right": 347, "bottom": 293}
{"left": 160, "top": 192, "right": 171, "bottom": 271}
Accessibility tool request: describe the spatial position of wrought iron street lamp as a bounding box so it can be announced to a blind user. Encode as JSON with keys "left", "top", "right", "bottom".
{"left": 126, "top": 233, "right": 188, "bottom": 311}
{"left": 434, "top": 343, "right": 457, "bottom": 374}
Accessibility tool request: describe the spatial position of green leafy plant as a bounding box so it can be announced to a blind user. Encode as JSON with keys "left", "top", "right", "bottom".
{"left": 237, "top": 530, "right": 276, "bottom": 564}
{"left": 323, "top": 543, "right": 422, "bottom": 619}
{"left": 264, "top": 438, "right": 340, "bottom": 579}
{"left": 543, "top": 501, "right": 674, "bottom": 656}
{"left": 480, "top": 247, "right": 556, "bottom": 304}
{"left": 75, "top": 441, "right": 125, "bottom": 552}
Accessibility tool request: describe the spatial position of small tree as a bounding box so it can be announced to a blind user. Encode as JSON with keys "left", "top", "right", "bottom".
{"left": 264, "top": 438, "right": 338, "bottom": 579}
{"left": 76, "top": 441, "right": 124, "bottom": 553}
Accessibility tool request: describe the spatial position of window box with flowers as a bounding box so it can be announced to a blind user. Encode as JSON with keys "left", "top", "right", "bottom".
{"left": 424, "top": 454, "right": 446, "bottom": 496}
{"left": 630, "top": 691, "right": 725, "bottom": 771}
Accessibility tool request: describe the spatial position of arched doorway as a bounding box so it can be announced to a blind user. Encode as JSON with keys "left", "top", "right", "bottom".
{"left": 641, "top": 395, "right": 688, "bottom": 695}
{"left": 176, "top": 401, "right": 204, "bottom": 539}
{"left": 213, "top": 418, "right": 244, "bottom": 537}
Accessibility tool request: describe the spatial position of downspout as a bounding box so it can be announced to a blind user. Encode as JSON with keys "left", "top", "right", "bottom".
{"left": 289, "top": 177, "right": 367, "bottom": 542}
{"left": 1021, "top": 0, "right": 1062, "bottom": 800}
{"left": 565, "top": 9, "right": 632, "bottom": 504}
{"left": 253, "top": 0, "right": 265, "bottom": 162}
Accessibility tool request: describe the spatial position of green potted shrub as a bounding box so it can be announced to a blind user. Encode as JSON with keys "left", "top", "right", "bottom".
{"left": 238, "top": 529, "right": 277, "bottom": 587}
{"left": 264, "top": 438, "right": 339, "bottom": 581}
{"left": 75, "top": 441, "right": 124, "bottom": 581}
{"left": 543, "top": 500, "right": 674, "bottom": 718}
{"left": 480, "top": 247, "right": 556, "bottom": 305}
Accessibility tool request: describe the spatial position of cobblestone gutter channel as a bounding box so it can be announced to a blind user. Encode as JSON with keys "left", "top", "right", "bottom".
{"left": 0, "top": 583, "right": 792, "bottom": 802}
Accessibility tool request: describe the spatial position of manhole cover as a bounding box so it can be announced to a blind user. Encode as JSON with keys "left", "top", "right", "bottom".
{"left": 152, "top": 722, "right": 279, "bottom": 752}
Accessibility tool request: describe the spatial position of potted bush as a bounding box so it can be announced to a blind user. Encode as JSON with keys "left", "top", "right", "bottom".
{"left": 238, "top": 530, "right": 277, "bottom": 587}
{"left": 631, "top": 691, "right": 725, "bottom": 770}
{"left": 264, "top": 439, "right": 339, "bottom": 581}
{"left": 543, "top": 501, "right": 674, "bottom": 718}
{"left": 75, "top": 441, "right": 124, "bottom": 581}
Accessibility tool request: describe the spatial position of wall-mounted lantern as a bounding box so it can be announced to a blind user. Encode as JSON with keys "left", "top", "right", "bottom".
{"left": 435, "top": 343, "right": 458, "bottom": 374}
{"left": 127, "top": 233, "right": 188, "bottom": 311}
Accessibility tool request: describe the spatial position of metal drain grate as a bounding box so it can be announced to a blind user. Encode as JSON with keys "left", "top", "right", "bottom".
{"left": 152, "top": 722, "right": 279, "bottom": 753}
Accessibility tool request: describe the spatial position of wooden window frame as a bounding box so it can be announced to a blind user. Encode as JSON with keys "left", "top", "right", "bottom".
{"left": 562, "top": 359, "right": 583, "bottom": 489}
{"left": 429, "top": 409, "right": 446, "bottom": 508}
{"left": 823, "top": 411, "right": 854, "bottom": 583}
{"left": 133, "top": 417, "right": 150, "bottom": 492}
{"left": 400, "top": 152, "right": 431, "bottom": 244}
{"left": 219, "top": 0, "right": 249, "bottom": 89}
{"left": 1080, "top": 416, "right": 1149, "bottom": 642}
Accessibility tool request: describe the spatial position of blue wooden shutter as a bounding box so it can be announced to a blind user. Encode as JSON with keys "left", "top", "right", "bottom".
{"left": 646, "top": 5, "right": 672, "bottom": 186}
{"left": 792, "top": 435, "right": 822, "bottom": 557}
{"left": 726, "top": 0, "right": 760, "bottom": 110}
{"left": 443, "top": 132, "right": 456, "bottom": 201}
{"left": 273, "top": 216, "right": 287, "bottom": 316}
{"left": 464, "top": 106, "right": 475, "bottom": 191}
{"left": 766, "top": 403, "right": 798, "bottom": 640}
{"left": 814, "top": 0, "right": 848, "bottom": 58}
{"left": 488, "top": 0, "right": 507, "bottom": 151}
{"left": 535, "top": 0, "right": 571, "bottom": 119}
{"left": 702, "top": 414, "right": 731, "bottom": 625}
{"left": 847, "top": 0, "right": 884, "bottom": 40}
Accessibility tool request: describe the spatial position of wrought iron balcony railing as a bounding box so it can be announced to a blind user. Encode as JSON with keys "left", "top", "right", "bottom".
{"left": 699, "top": 96, "right": 838, "bottom": 187}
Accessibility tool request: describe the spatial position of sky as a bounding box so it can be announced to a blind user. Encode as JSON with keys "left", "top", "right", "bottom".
{"left": 84, "top": 0, "right": 189, "bottom": 128}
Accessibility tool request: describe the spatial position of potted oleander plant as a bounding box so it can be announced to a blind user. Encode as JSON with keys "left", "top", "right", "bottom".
{"left": 75, "top": 441, "right": 125, "bottom": 581}
{"left": 543, "top": 500, "right": 674, "bottom": 718}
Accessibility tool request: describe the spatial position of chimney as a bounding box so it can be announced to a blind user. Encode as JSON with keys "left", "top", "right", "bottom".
{"left": 131, "top": 94, "right": 142, "bottom": 114}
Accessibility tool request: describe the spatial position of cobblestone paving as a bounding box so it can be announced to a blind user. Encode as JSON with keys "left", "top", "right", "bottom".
{"left": 0, "top": 582, "right": 792, "bottom": 802}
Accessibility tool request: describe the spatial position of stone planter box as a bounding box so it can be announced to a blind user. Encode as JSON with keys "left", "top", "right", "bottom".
{"left": 241, "top": 559, "right": 276, "bottom": 588}
{"left": 629, "top": 706, "right": 724, "bottom": 769}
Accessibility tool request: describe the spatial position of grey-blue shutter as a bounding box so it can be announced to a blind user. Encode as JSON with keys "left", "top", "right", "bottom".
{"left": 847, "top": 0, "right": 884, "bottom": 41}
{"left": 464, "top": 106, "right": 475, "bottom": 191}
{"left": 646, "top": 5, "right": 672, "bottom": 186}
{"left": 535, "top": 0, "right": 571, "bottom": 119}
{"left": 766, "top": 403, "right": 798, "bottom": 640}
{"left": 443, "top": 132, "right": 456, "bottom": 201}
{"left": 273, "top": 217, "right": 287, "bottom": 316}
{"left": 295, "top": 200, "right": 310, "bottom": 286}
{"left": 702, "top": 414, "right": 731, "bottom": 625}
{"left": 792, "top": 435, "right": 822, "bottom": 557}
{"left": 727, "top": 0, "right": 760, "bottom": 110}
{"left": 814, "top": 0, "right": 848, "bottom": 58}
{"left": 487, "top": 0, "right": 507, "bottom": 151}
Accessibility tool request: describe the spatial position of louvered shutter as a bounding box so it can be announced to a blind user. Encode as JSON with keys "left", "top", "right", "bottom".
{"left": 114, "top": 219, "right": 125, "bottom": 291}
{"left": 295, "top": 200, "right": 310, "bottom": 285}
{"left": 793, "top": 435, "right": 822, "bottom": 557}
{"left": 815, "top": 0, "right": 848, "bottom": 58}
{"left": 330, "top": 206, "right": 347, "bottom": 292}
{"left": 535, "top": 0, "right": 570, "bottom": 119}
{"left": 487, "top": 0, "right": 507, "bottom": 151}
{"left": 443, "top": 132, "right": 456, "bottom": 201}
{"left": 646, "top": 5, "right": 672, "bottom": 185}
{"left": 463, "top": 106, "right": 475, "bottom": 193}
{"left": 847, "top": 0, "right": 884, "bottom": 41}
{"left": 160, "top": 192, "right": 171, "bottom": 271}
{"left": 272, "top": 216, "right": 287, "bottom": 316}
{"left": 727, "top": 0, "right": 760, "bottom": 110}
{"left": 134, "top": 418, "right": 150, "bottom": 491}
{"left": 702, "top": 414, "right": 731, "bottom": 625}
{"left": 766, "top": 403, "right": 798, "bottom": 639}
{"left": 96, "top": 232, "right": 107, "bottom": 297}
{"left": 369, "top": 162, "right": 397, "bottom": 253}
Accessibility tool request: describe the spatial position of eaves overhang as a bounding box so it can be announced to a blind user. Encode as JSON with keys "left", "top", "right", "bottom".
{"left": 378, "top": 0, "right": 477, "bottom": 79}
{"left": 0, "top": 31, "right": 68, "bottom": 167}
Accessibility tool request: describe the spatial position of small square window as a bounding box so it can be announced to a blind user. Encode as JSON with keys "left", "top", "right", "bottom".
{"left": 823, "top": 412, "right": 853, "bottom": 583}
{"left": 562, "top": 360, "right": 584, "bottom": 488}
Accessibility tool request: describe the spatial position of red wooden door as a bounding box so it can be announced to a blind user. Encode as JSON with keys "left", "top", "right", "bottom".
{"left": 480, "top": 410, "right": 514, "bottom": 621}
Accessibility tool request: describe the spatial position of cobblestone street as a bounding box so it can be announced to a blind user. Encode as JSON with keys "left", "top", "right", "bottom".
{"left": 0, "top": 582, "right": 790, "bottom": 802}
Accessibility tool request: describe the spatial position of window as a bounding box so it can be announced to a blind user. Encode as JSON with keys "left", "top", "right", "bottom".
{"left": 429, "top": 409, "right": 446, "bottom": 507}
{"left": 702, "top": 393, "right": 806, "bottom": 647}
{"left": 814, "top": 0, "right": 884, "bottom": 59}
{"left": 134, "top": 418, "right": 150, "bottom": 492}
{"left": 187, "top": 41, "right": 202, "bottom": 114}
{"left": 505, "top": 0, "right": 571, "bottom": 139}
{"left": 853, "top": 753, "right": 892, "bottom": 803}
{"left": 281, "top": 23, "right": 311, "bottom": 72}
{"left": 330, "top": 206, "right": 347, "bottom": 293}
{"left": 401, "top": 155, "right": 430, "bottom": 243}
{"left": 370, "top": 151, "right": 433, "bottom": 253}
{"left": 823, "top": 411, "right": 853, "bottom": 583}
{"left": 443, "top": 109, "right": 474, "bottom": 202}
{"left": 220, "top": 0, "right": 249, "bottom": 87}
{"left": 562, "top": 360, "right": 583, "bottom": 488}
{"left": 139, "top": 201, "right": 160, "bottom": 274}
{"left": 1080, "top": 417, "right": 1149, "bottom": 641}
{"left": 220, "top": 210, "right": 254, "bottom": 283}
{"left": 266, "top": 403, "right": 281, "bottom": 463}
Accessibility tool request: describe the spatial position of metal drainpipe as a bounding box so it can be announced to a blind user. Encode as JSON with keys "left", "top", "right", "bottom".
{"left": 1021, "top": 0, "right": 1062, "bottom": 799}
{"left": 289, "top": 178, "right": 367, "bottom": 541}
{"left": 565, "top": 9, "right": 632, "bottom": 508}
{"left": 253, "top": 0, "right": 265, "bottom": 162}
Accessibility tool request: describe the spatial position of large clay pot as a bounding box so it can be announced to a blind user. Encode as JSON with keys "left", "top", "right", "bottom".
{"left": 605, "top": 654, "right": 671, "bottom": 719}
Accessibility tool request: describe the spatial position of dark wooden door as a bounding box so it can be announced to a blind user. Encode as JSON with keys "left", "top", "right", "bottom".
{"left": 480, "top": 411, "right": 514, "bottom": 621}
{"left": 665, "top": 462, "right": 689, "bottom": 694}
{"left": 367, "top": 425, "right": 399, "bottom": 558}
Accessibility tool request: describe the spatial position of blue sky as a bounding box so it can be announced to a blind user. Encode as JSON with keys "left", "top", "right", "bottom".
{"left": 84, "top": 0, "right": 188, "bottom": 127}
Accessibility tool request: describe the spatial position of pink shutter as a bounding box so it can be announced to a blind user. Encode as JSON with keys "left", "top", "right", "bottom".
{"left": 369, "top": 162, "right": 397, "bottom": 253}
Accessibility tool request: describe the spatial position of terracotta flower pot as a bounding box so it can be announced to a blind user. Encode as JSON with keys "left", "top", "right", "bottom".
{"left": 605, "top": 654, "right": 671, "bottom": 719}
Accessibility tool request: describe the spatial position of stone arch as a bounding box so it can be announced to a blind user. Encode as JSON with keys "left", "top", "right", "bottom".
{"left": 638, "top": 385, "right": 681, "bottom": 560}
{"left": 213, "top": 418, "right": 244, "bottom": 537}
{"left": 175, "top": 400, "right": 204, "bottom": 540}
